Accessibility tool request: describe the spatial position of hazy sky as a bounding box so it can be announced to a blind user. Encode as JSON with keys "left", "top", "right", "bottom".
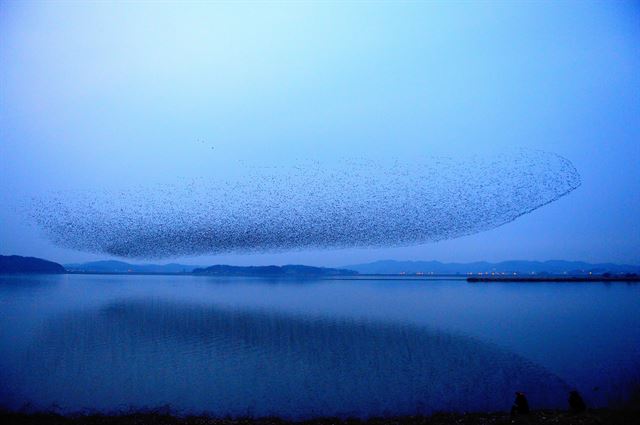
{"left": 1, "top": 1, "right": 639, "bottom": 266}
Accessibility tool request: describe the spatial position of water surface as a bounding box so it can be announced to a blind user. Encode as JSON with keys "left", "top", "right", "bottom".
{"left": 0, "top": 274, "right": 638, "bottom": 417}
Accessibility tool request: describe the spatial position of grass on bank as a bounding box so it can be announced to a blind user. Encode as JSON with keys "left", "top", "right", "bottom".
{"left": 2, "top": 409, "right": 640, "bottom": 425}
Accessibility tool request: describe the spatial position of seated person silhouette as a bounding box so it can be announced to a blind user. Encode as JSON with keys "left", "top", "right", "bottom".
{"left": 511, "top": 391, "right": 530, "bottom": 416}
{"left": 568, "top": 390, "right": 587, "bottom": 413}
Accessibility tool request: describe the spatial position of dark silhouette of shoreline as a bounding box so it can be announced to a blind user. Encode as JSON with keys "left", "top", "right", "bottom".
{"left": 1, "top": 408, "right": 638, "bottom": 425}
{"left": 2, "top": 254, "right": 639, "bottom": 281}
{"left": 0, "top": 255, "right": 65, "bottom": 274}
{"left": 467, "top": 275, "right": 639, "bottom": 283}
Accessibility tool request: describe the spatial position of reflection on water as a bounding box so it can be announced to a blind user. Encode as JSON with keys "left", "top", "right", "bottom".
{"left": 0, "top": 275, "right": 638, "bottom": 418}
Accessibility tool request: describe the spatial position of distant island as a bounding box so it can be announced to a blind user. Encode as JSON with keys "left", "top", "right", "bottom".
{"left": 0, "top": 255, "right": 66, "bottom": 274}
{"left": 63, "top": 261, "right": 357, "bottom": 276}
{"left": 192, "top": 264, "right": 357, "bottom": 277}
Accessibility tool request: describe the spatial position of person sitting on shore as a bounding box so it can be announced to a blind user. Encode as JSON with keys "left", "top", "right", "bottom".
{"left": 568, "top": 390, "right": 587, "bottom": 413}
{"left": 511, "top": 392, "right": 530, "bottom": 416}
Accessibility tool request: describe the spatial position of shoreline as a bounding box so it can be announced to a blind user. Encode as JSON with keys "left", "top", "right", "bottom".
{"left": 467, "top": 276, "right": 640, "bottom": 282}
{"left": 2, "top": 408, "right": 639, "bottom": 425}
{"left": 4, "top": 272, "right": 639, "bottom": 282}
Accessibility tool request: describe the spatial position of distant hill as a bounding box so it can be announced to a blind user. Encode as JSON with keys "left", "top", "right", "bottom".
{"left": 0, "top": 255, "right": 66, "bottom": 274}
{"left": 343, "top": 260, "right": 640, "bottom": 275}
{"left": 193, "top": 264, "right": 357, "bottom": 277}
{"left": 65, "top": 260, "right": 199, "bottom": 273}
{"left": 65, "top": 261, "right": 356, "bottom": 276}
{"left": 59, "top": 258, "right": 640, "bottom": 276}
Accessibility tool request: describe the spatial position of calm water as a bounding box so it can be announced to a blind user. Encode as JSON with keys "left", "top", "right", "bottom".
{"left": 0, "top": 274, "right": 638, "bottom": 418}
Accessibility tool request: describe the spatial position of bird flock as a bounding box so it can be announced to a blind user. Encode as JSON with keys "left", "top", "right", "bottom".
{"left": 30, "top": 151, "right": 581, "bottom": 259}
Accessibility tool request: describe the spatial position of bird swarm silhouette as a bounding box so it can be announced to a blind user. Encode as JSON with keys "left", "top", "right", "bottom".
{"left": 30, "top": 151, "right": 580, "bottom": 259}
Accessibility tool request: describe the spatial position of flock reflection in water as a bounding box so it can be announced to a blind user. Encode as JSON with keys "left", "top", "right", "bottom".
{"left": 3, "top": 299, "right": 568, "bottom": 418}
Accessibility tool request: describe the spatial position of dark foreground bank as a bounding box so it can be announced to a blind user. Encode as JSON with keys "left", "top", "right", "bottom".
{"left": 2, "top": 409, "right": 639, "bottom": 425}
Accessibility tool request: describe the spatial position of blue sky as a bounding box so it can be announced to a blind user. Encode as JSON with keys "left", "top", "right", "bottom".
{"left": 1, "top": 1, "right": 639, "bottom": 266}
